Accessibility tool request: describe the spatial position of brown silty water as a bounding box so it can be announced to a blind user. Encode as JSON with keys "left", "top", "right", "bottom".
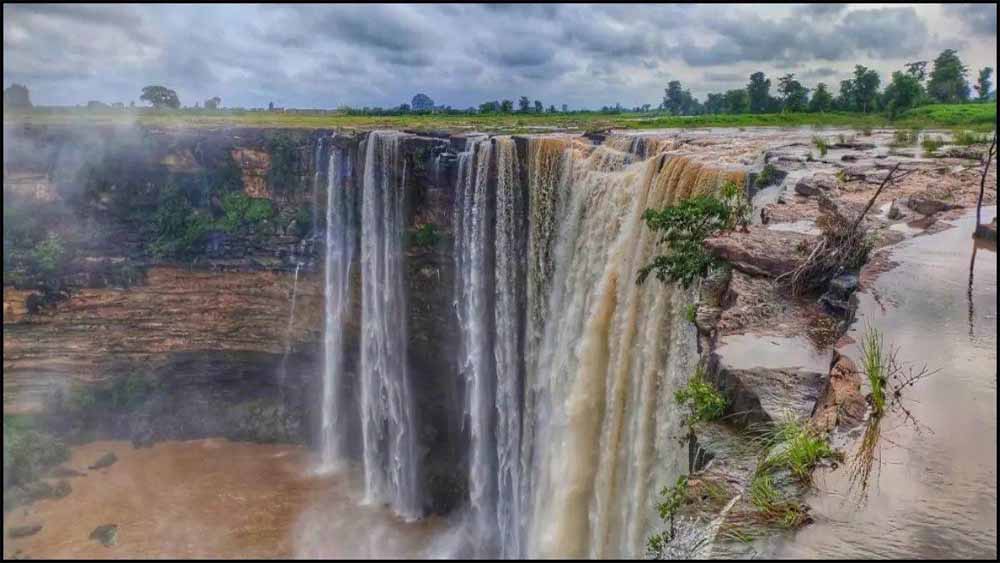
{"left": 2, "top": 439, "right": 447, "bottom": 559}
{"left": 761, "top": 207, "right": 998, "bottom": 559}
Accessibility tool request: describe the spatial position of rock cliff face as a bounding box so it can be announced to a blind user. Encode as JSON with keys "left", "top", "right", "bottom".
{"left": 3, "top": 125, "right": 467, "bottom": 511}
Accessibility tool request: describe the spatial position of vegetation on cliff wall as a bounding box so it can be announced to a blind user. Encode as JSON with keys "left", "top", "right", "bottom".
{"left": 3, "top": 415, "right": 70, "bottom": 492}
{"left": 638, "top": 181, "right": 750, "bottom": 288}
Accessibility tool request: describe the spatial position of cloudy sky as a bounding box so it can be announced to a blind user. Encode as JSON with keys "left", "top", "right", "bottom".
{"left": 3, "top": 3, "right": 996, "bottom": 110}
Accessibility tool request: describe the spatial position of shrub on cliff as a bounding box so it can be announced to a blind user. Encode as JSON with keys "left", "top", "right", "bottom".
{"left": 2, "top": 416, "right": 69, "bottom": 490}
{"left": 219, "top": 192, "right": 274, "bottom": 235}
{"left": 675, "top": 365, "right": 727, "bottom": 425}
{"left": 638, "top": 181, "right": 748, "bottom": 288}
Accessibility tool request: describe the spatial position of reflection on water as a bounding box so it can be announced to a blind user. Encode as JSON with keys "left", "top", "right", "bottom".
{"left": 763, "top": 207, "right": 997, "bottom": 559}
{"left": 2, "top": 439, "right": 450, "bottom": 560}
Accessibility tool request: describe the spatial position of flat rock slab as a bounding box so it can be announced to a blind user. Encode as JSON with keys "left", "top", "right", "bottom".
{"left": 704, "top": 226, "right": 815, "bottom": 279}
{"left": 708, "top": 363, "right": 825, "bottom": 427}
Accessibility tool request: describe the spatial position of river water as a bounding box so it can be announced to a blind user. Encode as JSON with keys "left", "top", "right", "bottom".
{"left": 763, "top": 207, "right": 998, "bottom": 559}
{"left": 1, "top": 439, "right": 447, "bottom": 559}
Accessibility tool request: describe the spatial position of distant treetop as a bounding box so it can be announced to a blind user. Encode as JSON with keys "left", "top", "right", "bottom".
{"left": 411, "top": 93, "right": 435, "bottom": 111}
{"left": 3, "top": 83, "right": 32, "bottom": 109}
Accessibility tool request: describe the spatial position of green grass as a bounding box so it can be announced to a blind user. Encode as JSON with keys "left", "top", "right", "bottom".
{"left": 754, "top": 163, "right": 780, "bottom": 189}
{"left": 952, "top": 130, "right": 993, "bottom": 146}
{"left": 754, "top": 418, "right": 837, "bottom": 482}
{"left": 921, "top": 135, "right": 947, "bottom": 154}
{"left": 5, "top": 103, "right": 996, "bottom": 132}
{"left": 895, "top": 102, "right": 997, "bottom": 130}
{"left": 891, "top": 128, "right": 921, "bottom": 147}
{"left": 685, "top": 303, "right": 698, "bottom": 324}
{"left": 859, "top": 325, "right": 887, "bottom": 417}
{"left": 812, "top": 136, "right": 830, "bottom": 157}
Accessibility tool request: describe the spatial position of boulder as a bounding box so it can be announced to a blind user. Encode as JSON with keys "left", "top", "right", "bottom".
{"left": 89, "top": 524, "right": 118, "bottom": 547}
{"left": 48, "top": 466, "right": 86, "bottom": 479}
{"left": 974, "top": 218, "right": 997, "bottom": 242}
{"left": 818, "top": 273, "right": 859, "bottom": 318}
{"left": 812, "top": 352, "right": 866, "bottom": 433}
{"left": 704, "top": 227, "right": 814, "bottom": 279}
{"left": 7, "top": 524, "right": 43, "bottom": 539}
{"left": 887, "top": 199, "right": 904, "bottom": 220}
{"left": 794, "top": 174, "right": 839, "bottom": 197}
{"left": 88, "top": 452, "right": 118, "bottom": 471}
{"left": 705, "top": 360, "right": 826, "bottom": 427}
{"left": 906, "top": 194, "right": 955, "bottom": 216}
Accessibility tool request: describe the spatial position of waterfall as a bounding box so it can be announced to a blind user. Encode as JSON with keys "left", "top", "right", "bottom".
{"left": 319, "top": 140, "right": 356, "bottom": 473}
{"left": 360, "top": 130, "right": 420, "bottom": 519}
{"left": 492, "top": 137, "right": 527, "bottom": 559}
{"left": 519, "top": 145, "right": 736, "bottom": 558}
{"left": 453, "top": 136, "right": 527, "bottom": 557}
{"left": 277, "top": 262, "right": 302, "bottom": 388}
{"left": 308, "top": 129, "right": 741, "bottom": 557}
{"left": 454, "top": 137, "right": 499, "bottom": 548}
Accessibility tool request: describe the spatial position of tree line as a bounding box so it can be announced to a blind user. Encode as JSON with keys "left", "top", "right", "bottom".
{"left": 661, "top": 49, "right": 993, "bottom": 118}
{"left": 4, "top": 49, "right": 993, "bottom": 117}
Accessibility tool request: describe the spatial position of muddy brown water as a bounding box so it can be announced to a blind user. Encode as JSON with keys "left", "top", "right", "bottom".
{"left": 761, "top": 207, "right": 997, "bottom": 559}
{"left": 2, "top": 439, "right": 449, "bottom": 559}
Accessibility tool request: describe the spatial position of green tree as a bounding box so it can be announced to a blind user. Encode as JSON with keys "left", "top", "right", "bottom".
{"left": 723, "top": 88, "right": 750, "bottom": 114}
{"left": 411, "top": 93, "right": 434, "bottom": 111}
{"left": 518, "top": 96, "right": 531, "bottom": 113}
{"left": 851, "top": 65, "right": 881, "bottom": 113}
{"left": 3, "top": 83, "right": 32, "bottom": 109}
{"left": 500, "top": 99, "right": 514, "bottom": 113}
{"left": 882, "top": 71, "right": 925, "bottom": 118}
{"left": 747, "top": 72, "right": 772, "bottom": 113}
{"left": 974, "top": 67, "right": 993, "bottom": 101}
{"left": 927, "top": 49, "right": 970, "bottom": 103}
{"left": 905, "top": 60, "right": 928, "bottom": 82}
{"left": 809, "top": 83, "right": 833, "bottom": 113}
{"left": 836, "top": 78, "right": 856, "bottom": 111}
{"left": 204, "top": 96, "right": 221, "bottom": 110}
{"left": 778, "top": 74, "right": 809, "bottom": 112}
{"left": 479, "top": 100, "right": 500, "bottom": 113}
{"left": 662, "top": 80, "right": 700, "bottom": 115}
{"left": 140, "top": 85, "right": 180, "bottom": 109}
{"left": 533, "top": 99, "right": 543, "bottom": 113}
{"left": 704, "top": 92, "right": 725, "bottom": 114}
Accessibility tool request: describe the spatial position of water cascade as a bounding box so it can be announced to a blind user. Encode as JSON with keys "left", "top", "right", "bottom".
{"left": 453, "top": 137, "right": 528, "bottom": 557}
{"left": 449, "top": 134, "right": 745, "bottom": 558}
{"left": 359, "top": 131, "right": 421, "bottom": 519}
{"left": 319, "top": 141, "right": 356, "bottom": 473}
{"left": 277, "top": 262, "right": 302, "bottom": 388}
{"left": 312, "top": 130, "right": 744, "bottom": 556}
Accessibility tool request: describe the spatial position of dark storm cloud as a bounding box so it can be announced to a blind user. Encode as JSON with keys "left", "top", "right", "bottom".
{"left": 679, "top": 6, "right": 929, "bottom": 67}
{"left": 799, "top": 67, "right": 839, "bottom": 80}
{"left": 794, "top": 3, "right": 848, "bottom": 18}
{"left": 944, "top": 4, "right": 997, "bottom": 36}
{"left": 2, "top": 4, "right": 996, "bottom": 109}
